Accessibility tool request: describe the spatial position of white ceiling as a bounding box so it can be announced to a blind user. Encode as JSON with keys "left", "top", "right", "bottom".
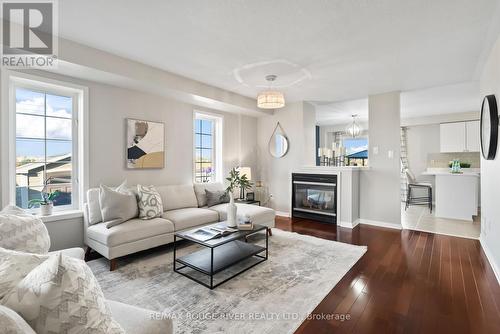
{"left": 58, "top": 0, "right": 500, "bottom": 105}
{"left": 315, "top": 81, "right": 480, "bottom": 125}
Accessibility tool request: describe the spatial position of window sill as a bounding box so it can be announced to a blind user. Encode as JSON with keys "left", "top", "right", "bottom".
{"left": 33, "top": 210, "right": 83, "bottom": 223}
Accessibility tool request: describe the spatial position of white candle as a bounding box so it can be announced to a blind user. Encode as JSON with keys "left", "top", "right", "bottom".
{"left": 318, "top": 148, "right": 322, "bottom": 157}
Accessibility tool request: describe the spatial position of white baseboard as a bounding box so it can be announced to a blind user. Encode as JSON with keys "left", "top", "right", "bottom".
{"left": 358, "top": 219, "right": 403, "bottom": 230}
{"left": 479, "top": 234, "right": 500, "bottom": 285}
{"left": 275, "top": 211, "right": 290, "bottom": 218}
{"left": 338, "top": 220, "right": 360, "bottom": 229}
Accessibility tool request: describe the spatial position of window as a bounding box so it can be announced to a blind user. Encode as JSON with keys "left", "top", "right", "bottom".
{"left": 194, "top": 112, "right": 222, "bottom": 183}
{"left": 13, "top": 83, "right": 80, "bottom": 211}
{"left": 343, "top": 136, "right": 369, "bottom": 166}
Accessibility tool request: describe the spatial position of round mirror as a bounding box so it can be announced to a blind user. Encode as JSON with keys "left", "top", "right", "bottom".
{"left": 268, "top": 122, "right": 289, "bottom": 158}
{"left": 480, "top": 95, "right": 498, "bottom": 160}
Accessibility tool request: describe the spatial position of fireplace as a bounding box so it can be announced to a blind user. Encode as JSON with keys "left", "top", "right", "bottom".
{"left": 292, "top": 173, "right": 337, "bottom": 223}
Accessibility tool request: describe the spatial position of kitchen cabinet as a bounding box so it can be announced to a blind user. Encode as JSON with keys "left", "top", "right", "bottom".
{"left": 440, "top": 120, "right": 480, "bottom": 153}
{"left": 466, "top": 120, "right": 480, "bottom": 152}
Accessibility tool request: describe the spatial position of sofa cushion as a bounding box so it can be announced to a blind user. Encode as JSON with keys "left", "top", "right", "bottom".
{"left": 162, "top": 208, "right": 218, "bottom": 231}
{"left": 156, "top": 185, "right": 198, "bottom": 211}
{"left": 87, "top": 218, "right": 174, "bottom": 247}
{"left": 0, "top": 305, "right": 37, "bottom": 334}
{"left": 107, "top": 300, "right": 173, "bottom": 334}
{"left": 193, "top": 182, "right": 225, "bottom": 207}
{"left": 210, "top": 203, "right": 276, "bottom": 225}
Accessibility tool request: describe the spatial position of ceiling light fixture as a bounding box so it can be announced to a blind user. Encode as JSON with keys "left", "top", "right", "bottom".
{"left": 257, "top": 75, "right": 285, "bottom": 109}
{"left": 346, "top": 114, "right": 361, "bottom": 138}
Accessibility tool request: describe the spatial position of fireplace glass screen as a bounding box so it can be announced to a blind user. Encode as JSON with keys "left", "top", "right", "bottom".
{"left": 294, "top": 183, "right": 336, "bottom": 216}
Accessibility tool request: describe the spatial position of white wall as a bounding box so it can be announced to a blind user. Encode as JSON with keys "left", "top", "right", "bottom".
{"left": 256, "top": 102, "right": 315, "bottom": 214}
{"left": 479, "top": 35, "right": 500, "bottom": 281}
{"left": 406, "top": 124, "right": 440, "bottom": 197}
{"left": 360, "top": 92, "right": 401, "bottom": 226}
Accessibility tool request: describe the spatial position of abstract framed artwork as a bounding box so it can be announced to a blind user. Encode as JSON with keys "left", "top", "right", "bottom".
{"left": 126, "top": 118, "right": 165, "bottom": 169}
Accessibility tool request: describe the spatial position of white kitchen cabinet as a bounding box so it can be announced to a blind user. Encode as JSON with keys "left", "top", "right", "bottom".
{"left": 466, "top": 120, "right": 480, "bottom": 152}
{"left": 440, "top": 122, "right": 466, "bottom": 152}
{"left": 440, "top": 121, "right": 480, "bottom": 153}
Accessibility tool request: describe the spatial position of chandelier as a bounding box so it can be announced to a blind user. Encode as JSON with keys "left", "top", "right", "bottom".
{"left": 346, "top": 114, "right": 361, "bottom": 138}
{"left": 257, "top": 75, "right": 285, "bottom": 109}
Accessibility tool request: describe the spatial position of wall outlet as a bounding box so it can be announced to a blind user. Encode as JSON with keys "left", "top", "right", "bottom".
{"left": 388, "top": 150, "right": 394, "bottom": 159}
{"left": 373, "top": 146, "right": 379, "bottom": 155}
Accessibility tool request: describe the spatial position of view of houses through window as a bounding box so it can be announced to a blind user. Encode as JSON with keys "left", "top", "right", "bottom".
{"left": 194, "top": 113, "right": 222, "bottom": 183}
{"left": 343, "top": 137, "right": 368, "bottom": 166}
{"left": 194, "top": 116, "right": 215, "bottom": 183}
{"left": 15, "top": 87, "right": 75, "bottom": 209}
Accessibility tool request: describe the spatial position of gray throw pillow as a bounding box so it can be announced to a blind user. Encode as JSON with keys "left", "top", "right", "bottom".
{"left": 99, "top": 184, "right": 138, "bottom": 228}
{"left": 205, "top": 190, "right": 230, "bottom": 207}
{"left": 137, "top": 185, "right": 163, "bottom": 219}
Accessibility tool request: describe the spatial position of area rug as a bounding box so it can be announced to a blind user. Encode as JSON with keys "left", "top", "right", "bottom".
{"left": 87, "top": 229, "right": 367, "bottom": 334}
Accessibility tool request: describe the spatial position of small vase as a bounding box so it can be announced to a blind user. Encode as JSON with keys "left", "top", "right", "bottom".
{"left": 40, "top": 203, "right": 53, "bottom": 216}
{"left": 227, "top": 193, "right": 238, "bottom": 227}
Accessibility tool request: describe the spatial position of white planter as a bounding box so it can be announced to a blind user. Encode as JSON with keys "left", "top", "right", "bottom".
{"left": 40, "top": 203, "right": 53, "bottom": 216}
{"left": 227, "top": 193, "right": 238, "bottom": 227}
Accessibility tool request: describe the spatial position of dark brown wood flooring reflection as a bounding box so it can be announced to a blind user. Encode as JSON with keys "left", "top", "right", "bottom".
{"left": 274, "top": 217, "right": 500, "bottom": 334}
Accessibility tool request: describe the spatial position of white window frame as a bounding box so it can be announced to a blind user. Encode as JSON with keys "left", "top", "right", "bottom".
{"left": 193, "top": 111, "right": 223, "bottom": 183}
{"left": 1, "top": 71, "right": 89, "bottom": 212}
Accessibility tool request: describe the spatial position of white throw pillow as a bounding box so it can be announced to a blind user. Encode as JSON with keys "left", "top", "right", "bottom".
{"left": 2, "top": 253, "right": 125, "bottom": 334}
{"left": 0, "top": 247, "right": 49, "bottom": 300}
{"left": 99, "top": 181, "right": 138, "bottom": 227}
{"left": 0, "top": 305, "right": 37, "bottom": 334}
{"left": 137, "top": 185, "right": 163, "bottom": 219}
{"left": 0, "top": 206, "right": 50, "bottom": 254}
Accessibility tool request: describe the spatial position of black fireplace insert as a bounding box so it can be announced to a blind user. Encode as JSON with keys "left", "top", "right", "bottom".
{"left": 291, "top": 173, "right": 337, "bottom": 224}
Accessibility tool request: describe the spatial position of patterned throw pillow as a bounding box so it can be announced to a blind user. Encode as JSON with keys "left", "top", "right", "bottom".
{"left": 0, "top": 305, "right": 37, "bottom": 334}
{"left": 137, "top": 185, "right": 163, "bottom": 219}
{"left": 205, "top": 190, "right": 230, "bottom": 207}
{"left": 0, "top": 248, "right": 49, "bottom": 300}
{"left": 0, "top": 206, "right": 50, "bottom": 254}
{"left": 2, "top": 253, "right": 125, "bottom": 334}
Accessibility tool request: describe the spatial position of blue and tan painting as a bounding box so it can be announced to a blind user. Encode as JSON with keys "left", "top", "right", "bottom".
{"left": 127, "top": 119, "right": 164, "bottom": 169}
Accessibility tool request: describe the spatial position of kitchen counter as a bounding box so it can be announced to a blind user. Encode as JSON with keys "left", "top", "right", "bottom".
{"left": 422, "top": 168, "right": 479, "bottom": 221}
{"left": 422, "top": 168, "right": 479, "bottom": 177}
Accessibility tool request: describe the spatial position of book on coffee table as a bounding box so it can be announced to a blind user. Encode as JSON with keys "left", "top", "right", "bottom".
{"left": 237, "top": 222, "right": 253, "bottom": 230}
{"left": 188, "top": 224, "right": 238, "bottom": 241}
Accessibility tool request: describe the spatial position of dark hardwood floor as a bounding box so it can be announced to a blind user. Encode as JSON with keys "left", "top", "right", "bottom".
{"left": 274, "top": 217, "right": 500, "bottom": 334}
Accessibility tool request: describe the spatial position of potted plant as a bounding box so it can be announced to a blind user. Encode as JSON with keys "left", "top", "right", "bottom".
{"left": 28, "top": 190, "right": 60, "bottom": 216}
{"left": 238, "top": 172, "right": 253, "bottom": 199}
{"left": 224, "top": 168, "right": 254, "bottom": 227}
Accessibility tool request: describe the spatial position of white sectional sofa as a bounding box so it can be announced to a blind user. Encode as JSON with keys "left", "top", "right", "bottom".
{"left": 83, "top": 183, "right": 275, "bottom": 270}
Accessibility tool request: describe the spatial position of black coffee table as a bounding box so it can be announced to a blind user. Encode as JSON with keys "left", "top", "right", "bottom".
{"left": 173, "top": 223, "right": 268, "bottom": 289}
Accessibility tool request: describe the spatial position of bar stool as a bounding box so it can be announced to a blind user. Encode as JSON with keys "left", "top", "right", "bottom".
{"left": 404, "top": 169, "right": 432, "bottom": 213}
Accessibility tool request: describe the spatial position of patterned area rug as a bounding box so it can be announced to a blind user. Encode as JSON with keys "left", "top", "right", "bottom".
{"left": 88, "top": 229, "right": 367, "bottom": 334}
